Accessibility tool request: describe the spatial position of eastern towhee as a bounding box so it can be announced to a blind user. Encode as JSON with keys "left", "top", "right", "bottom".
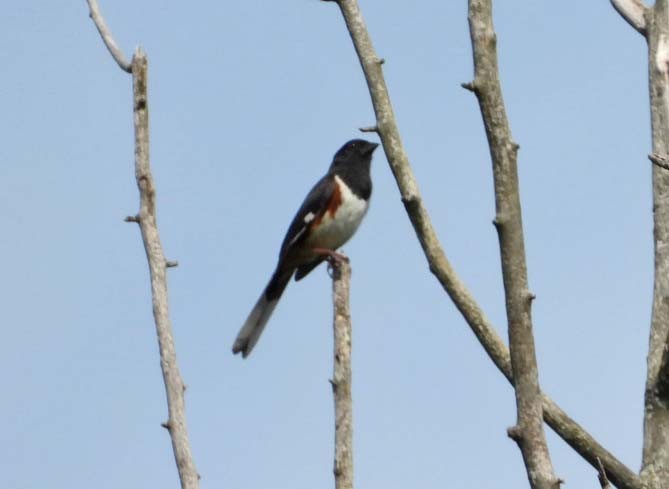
{"left": 232, "top": 139, "right": 379, "bottom": 357}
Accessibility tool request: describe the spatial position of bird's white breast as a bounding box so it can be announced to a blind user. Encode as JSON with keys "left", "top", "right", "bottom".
{"left": 307, "top": 175, "right": 369, "bottom": 251}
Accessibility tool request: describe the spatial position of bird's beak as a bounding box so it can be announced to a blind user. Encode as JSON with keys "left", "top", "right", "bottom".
{"left": 366, "top": 142, "right": 380, "bottom": 155}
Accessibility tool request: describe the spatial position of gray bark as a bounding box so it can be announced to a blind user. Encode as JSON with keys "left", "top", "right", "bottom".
{"left": 86, "top": 0, "right": 131, "bottom": 72}
{"left": 643, "top": 2, "right": 669, "bottom": 487}
{"left": 331, "top": 258, "right": 354, "bottom": 489}
{"left": 612, "top": 1, "right": 669, "bottom": 487}
{"left": 130, "top": 50, "right": 200, "bottom": 489}
{"left": 86, "top": 3, "right": 200, "bottom": 488}
{"left": 326, "top": 1, "right": 640, "bottom": 488}
{"left": 465, "top": 1, "right": 559, "bottom": 488}
{"left": 611, "top": 0, "right": 649, "bottom": 34}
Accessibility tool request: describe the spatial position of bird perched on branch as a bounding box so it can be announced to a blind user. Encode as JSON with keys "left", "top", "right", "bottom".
{"left": 233, "top": 139, "right": 379, "bottom": 357}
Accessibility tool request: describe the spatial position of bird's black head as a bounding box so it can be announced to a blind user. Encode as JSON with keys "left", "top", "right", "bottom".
{"left": 330, "top": 139, "right": 379, "bottom": 170}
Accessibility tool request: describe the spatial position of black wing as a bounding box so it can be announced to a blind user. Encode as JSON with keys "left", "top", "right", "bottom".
{"left": 279, "top": 174, "right": 335, "bottom": 258}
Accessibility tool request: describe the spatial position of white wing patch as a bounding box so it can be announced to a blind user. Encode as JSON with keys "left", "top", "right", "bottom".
{"left": 285, "top": 212, "right": 317, "bottom": 249}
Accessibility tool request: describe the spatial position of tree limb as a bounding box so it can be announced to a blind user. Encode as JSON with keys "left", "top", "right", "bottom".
{"left": 611, "top": 0, "right": 649, "bottom": 35}
{"left": 325, "top": 1, "right": 641, "bottom": 488}
{"left": 639, "top": 1, "right": 669, "bottom": 486}
{"left": 87, "top": 4, "right": 199, "bottom": 488}
{"left": 331, "top": 257, "right": 354, "bottom": 489}
{"left": 541, "top": 396, "right": 637, "bottom": 489}
{"left": 466, "top": 1, "right": 559, "bottom": 487}
{"left": 85, "top": 0, "right": 132, "bottom": 72}
{"left": 130, "top": 49, "right": 200, "bottom": 489}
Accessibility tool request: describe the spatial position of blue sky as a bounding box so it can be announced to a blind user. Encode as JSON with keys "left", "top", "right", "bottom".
{"left": 1, "top": 1, "right": 651, "bottom": 488}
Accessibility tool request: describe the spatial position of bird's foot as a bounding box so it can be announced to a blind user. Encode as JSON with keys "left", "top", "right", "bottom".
{"left": 312, "top": 247, "right": 349, "bottom": 264}
{"left": 313, "top": 248, "right": 349, "bottom": 278}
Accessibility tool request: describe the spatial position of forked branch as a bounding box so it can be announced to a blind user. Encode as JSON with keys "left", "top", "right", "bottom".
{"left": 86, "top": 0, "right": 131, "bottom": 72}
{"left": 86, "top": 3, "right": 199, "bottom": 488}
{"left": 324, "top": 1, "right": 641, "bottom": 488}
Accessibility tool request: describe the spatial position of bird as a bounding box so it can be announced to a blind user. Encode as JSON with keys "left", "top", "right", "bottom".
{"left": 232, "top": 138, "right": 379, "bottom": 358}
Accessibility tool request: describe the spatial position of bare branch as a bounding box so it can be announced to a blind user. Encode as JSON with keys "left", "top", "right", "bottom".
{"left": 640, "top": 1, "right": 669, "bottom": 486}
{"left": 325, "top": 1, "right": 641, "bottom": 488}
{"left": 85, "top": 0, "right": 132, "bottom": 72}
{"left": 467, "top": 1, "right": 558, "bottom": 487}
{"left": 541, "top": 396, "right": 639, "bottom": 489}
{"left": 130, "top": 48, "right": 200, "bottom": 489}
{"left": 330, "top": 256, "right": 354, "bottom": 489}
{"left": 611, "top": 0, "right": 649, "bottom": 35}
{"left": 88, "top": 9, "right": 200, "bottom": 483}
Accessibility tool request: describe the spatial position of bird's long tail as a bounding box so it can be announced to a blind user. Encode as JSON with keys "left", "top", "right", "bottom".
{"left": 232, "top": 267, "right": 293, "bottom": 357}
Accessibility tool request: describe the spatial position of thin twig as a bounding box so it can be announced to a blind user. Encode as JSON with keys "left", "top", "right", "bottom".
{"left": 85, "top": 0, "right": 132, "bottom": 72}
{"left": 326, "top": 1, "right": 641, "bottom": 488}
{"left": 610, "top": 0, "right": 649, "bottom": 35}
{"left": 467, "top": 1, "right": 558, "bottom": 488}
{"left": 331, "top": 256, "right": 354, "bottom": 489}
{"left": 649, "top": 153, "right": 669, "bottom": 171}
{"left": 597, "top": 457, "right": 612, "bottom": 489}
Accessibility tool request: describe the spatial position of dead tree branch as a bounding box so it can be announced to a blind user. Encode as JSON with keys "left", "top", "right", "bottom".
{"left": 325, "top": 1, "right": 641, "bottom": 488}
{"left": 130, "top": 49, "right": 200, "bottom": 489}
{"left": 466, "top": 1, "right": 559, "bottom": 487}
{"left": 330, "top": 257, "right": 354, "bottom": 489}
{"left": 611, "top": 0, "right": 649, "bottom": 35}
{"left": 540, "top": 396, "right": 636, "bottom": 489}
{"left": 86, "top": 0, "right": 131, "bottom": 72}
{"left": 644, "top": 4, "right": 669, "bottom": 480}
{"left": 612, "top": 0, "right": 669, "bottom": 486}
{"left": 87, "top": 3, "right": 199, "bottom": 488}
